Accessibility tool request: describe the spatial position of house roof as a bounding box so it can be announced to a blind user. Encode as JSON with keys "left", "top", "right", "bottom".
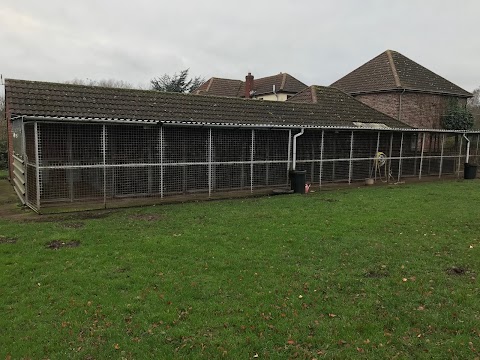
{"left": 5, "top": 78, "right": 410, "bottom": 129}
{"left": 194, "top": 73, "right": 307, "bottom": 97}
{"left": 287, "top": 85, "right": 405, "bottom": 127}
{"left": 194, "top": 77, "right": 243, "bottom": 97}
{"left": 248, "top": 73, "right": 308, "bottom": 96}
{"left": 331, "top": 50, "right": 472, "bottom": 97}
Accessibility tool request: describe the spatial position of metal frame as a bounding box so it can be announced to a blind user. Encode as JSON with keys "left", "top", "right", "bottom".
{"left": 23, "top": 122, "right": 477, "bottom": 211}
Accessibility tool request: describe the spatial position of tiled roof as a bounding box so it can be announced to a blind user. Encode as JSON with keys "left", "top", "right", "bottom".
{"left": 193, "top": 77, "right": 243, "bottom": 97}
{"left": 251, "top": 73, "right": 308, "bottom": 96}
{"left": 331, "top": 50, "right": 472, "bottom": 97}
{"left": 287, "top": 85, "right": 407, "bottom": 127}
{"left": 194, "top": 73, "right": 307, "bottom": 98}
{"left": 5, "top": 79, "right": 410, "bottom": 129}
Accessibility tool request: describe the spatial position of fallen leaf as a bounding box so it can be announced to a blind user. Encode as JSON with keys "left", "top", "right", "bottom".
{"left": 114, "top": 343, "right": 120, "bottom": 350}
{"left": 287, "top": 339, "right": 296, "bottom": 345}
{"left": 328, "top": 313, "right": 336, "bottom": 318}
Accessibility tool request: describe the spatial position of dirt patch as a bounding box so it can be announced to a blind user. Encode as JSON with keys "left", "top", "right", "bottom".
{"left": 128, "top": 214, "right": 163, "bottom": 222}
{"left": 446, "top": 267, "right": 468, "bottom": 276}
{"left": 46, "top": 240, "right": 81, "bottom": 250}
{"left": 0, "top": 236, "right": 17, "bottom": 244}
{"left": 60, "top": 222, "right": 85, "bottom": 229}
{"left": 26, "top": 211, "right": 114, "bottom": 223}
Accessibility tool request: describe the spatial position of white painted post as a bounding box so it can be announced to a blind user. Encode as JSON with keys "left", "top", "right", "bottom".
{"left": 419, "top": 132, "right": 425, "bottom": 179}
{"left": 319, "top": 130, "right": 324, "bottom": 187}
{"left": 439, "top": 134, "right": 445, "bottom": 178}
{"left": 388, "top": 132, "right": 393, "bottom": 182}
{"left": 160, "top": 127, "right": 164, "bottom": 198}
{"left": 287, "top": 129, "right": 291, "bottom": 184}
{"left": 250, "top": 129, "right": 254, "bottom": 193}
{"left": 397, "top": 132, "right": 404, "bottom": 182}
{"left": 348, "top": 131, "right": 354, "bottom": 184}
{"left": 457, "top": 135, "right": 463, "bottom": 178}
{"left": 34, "top": 122, "right": 41, "bottom": 211}
{"left": 374, "top": 131, "right": 380, "bottom": 181}
{"left": 102, "top": 124, "right": 107, "bottom": 208}
{"left": 208, "top": 128, "right": 212, "bottom": 197}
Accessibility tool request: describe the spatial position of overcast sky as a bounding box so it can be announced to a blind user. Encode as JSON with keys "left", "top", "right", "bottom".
{"left": 1, "top": 0, "right": 479, "bottom": 93}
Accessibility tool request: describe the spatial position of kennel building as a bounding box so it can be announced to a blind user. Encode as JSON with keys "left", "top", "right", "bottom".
{"left": 5, "top": 79, "right": 479, "bottom": 212}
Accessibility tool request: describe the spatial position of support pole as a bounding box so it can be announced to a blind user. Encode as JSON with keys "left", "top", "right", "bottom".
{"left": 419, "top": 132, "right": 425, "bottom": 180}
{"left": 160, "top": 127, "right": 164, "bottom": 198}
{"left": 102, "top": 124, "right": 107, "bottom": 208}
{"left": 208, "top": 128, "right": 212, "bottom": 197}
{"left": 439, "top": 134, "right": 445, "bottom": 178}
{"left": 388, "top": 132, "right": 393, "bottom": 182}
{"left": 34, "top": 122, "right": 41, "bottom": 211}
{"left": 319, "top": 130, "right": 324, "bottom": 187}
{"left": 457, "top": 135, "right": 463, "bottom": 178}
{"left": 348, "top": 131, "right": 354, "bottom": 184}
{"left": 397, "top": 132, "right": 404, "bottom": 182}
{"left": 374, "top": 131, "right": 380, "bottom": 181}
{"left": 286, "top": 129, "right": 291, "bottom": 184}
{"left": 250, "top": 129, "right": 254, "bottom": 193}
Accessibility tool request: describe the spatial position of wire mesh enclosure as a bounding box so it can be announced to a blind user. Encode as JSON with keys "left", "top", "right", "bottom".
{"left": 22, "top": 121, "right": 479, "bottom": 212}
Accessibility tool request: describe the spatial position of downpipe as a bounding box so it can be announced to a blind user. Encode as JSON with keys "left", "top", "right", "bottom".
{"left": 463, "top": 133, "right": 471, "bottom": 163}
{"left": 292, "top": 128, "right": 305, "bottom": 171}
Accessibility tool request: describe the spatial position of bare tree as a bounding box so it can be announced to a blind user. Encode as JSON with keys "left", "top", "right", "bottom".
{"left": 65, "top": 78, "right": 136, "bottom": 89}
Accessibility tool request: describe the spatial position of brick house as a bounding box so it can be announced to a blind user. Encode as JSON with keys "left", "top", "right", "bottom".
{"left": 194, "top": 72, "right": 307, "bottom": 101}
{"left": 331, "top": 50, "right": 472, "bottom": 129}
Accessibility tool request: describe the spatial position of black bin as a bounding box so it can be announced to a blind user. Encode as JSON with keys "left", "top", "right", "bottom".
{"left": 289, "top": 170, "right": 306, "bottom": 194}
{"left": 464, "top": 163, "right": 478, "bottom": 179}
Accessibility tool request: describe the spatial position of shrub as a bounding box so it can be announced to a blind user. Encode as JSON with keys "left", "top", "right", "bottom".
{"left": 442, "top": 101, "right": 474, "bottom": 130}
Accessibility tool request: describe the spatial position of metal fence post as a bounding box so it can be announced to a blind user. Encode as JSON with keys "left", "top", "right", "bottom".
{"left": 397, "top": 132, "right": 404, "bottom": 182}
{"left": 348, "top": 131, "right": 354, "bottom": 184}
{"left": 250, "top": 129, "right": 254, "bottom": 193}
{"left": 286, "top": 129, "right": 291, "bottom": 183}
{"left": 388, "top": 132, "right": 393, "bottom": 182}
{"left": 419, "top": 132, "right": 425, "bottom": 179}
{"left": 374, "top": 131, "right": 380, "bottom": 181}
{"left": 457, "top": 135, "right": 463, "bottom": 178}
{"left": 102, "top": 124, "right": 107, "bottom": 208}
{"left": 439, "top": 134, "right": 445, "bottom": 178}
{"left": 34, "top": 122, "right": 41, "bottom": 211}
{"left": 319, "top": 130, "right": 324, "bottom": 187}
{"left": 160, "top": 127, "right": 164, "bottom": 198}
{"left": 208, "top": 128, "right": 212, "bottom": 197}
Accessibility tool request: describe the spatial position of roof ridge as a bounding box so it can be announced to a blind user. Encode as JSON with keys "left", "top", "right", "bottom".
{"left": 206, "top": 78, "right": 214, "bottom": 92}
{"left": 280, "top": 73, "right": 287, "bottom": 90}
{"left": 386, "top": 50, "right": 401, "bottom": 88}
{"left": 311, "top": 86, "right": 318, "bottom": 103}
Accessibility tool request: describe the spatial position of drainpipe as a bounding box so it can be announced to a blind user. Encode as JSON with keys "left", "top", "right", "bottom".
{"left": 273, "top": 84, "right": 279, "bottom": 101}
{"left": 292, "top": 128, "right": 304, "bottom": 171}
{"left": 463, "top": 133, "right": 471, "bottom": 163}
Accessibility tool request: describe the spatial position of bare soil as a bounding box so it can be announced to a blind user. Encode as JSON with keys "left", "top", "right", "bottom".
{"left": 45, "top": 240, "right": 81, "bottom": 249}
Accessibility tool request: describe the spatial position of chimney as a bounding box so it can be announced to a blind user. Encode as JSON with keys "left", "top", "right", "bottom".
{"left": 245, "top": 72, "right": 254, "bottom": 98}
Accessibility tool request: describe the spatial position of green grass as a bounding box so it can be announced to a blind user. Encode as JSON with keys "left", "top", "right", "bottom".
{"left": 1, "top": 180, "right": 480, "bottom": 359}
{"left": 0, "top": 169, "right": 7, "bottom": 179}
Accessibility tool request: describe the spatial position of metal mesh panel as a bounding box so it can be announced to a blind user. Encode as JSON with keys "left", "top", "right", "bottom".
{"left": 24, "top": 121, "right": 478, "bottom": 212}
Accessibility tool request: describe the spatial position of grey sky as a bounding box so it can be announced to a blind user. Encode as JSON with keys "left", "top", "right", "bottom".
{"left": 1, "top": 0, "right": 479, "bottom": 92}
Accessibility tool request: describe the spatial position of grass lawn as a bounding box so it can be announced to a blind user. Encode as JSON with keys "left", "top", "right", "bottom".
{"left": 1, "top": 180, "right": 480, "bottom": 359}
{"left": 0, "top": 169, "right": 8, "bottom": 180}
